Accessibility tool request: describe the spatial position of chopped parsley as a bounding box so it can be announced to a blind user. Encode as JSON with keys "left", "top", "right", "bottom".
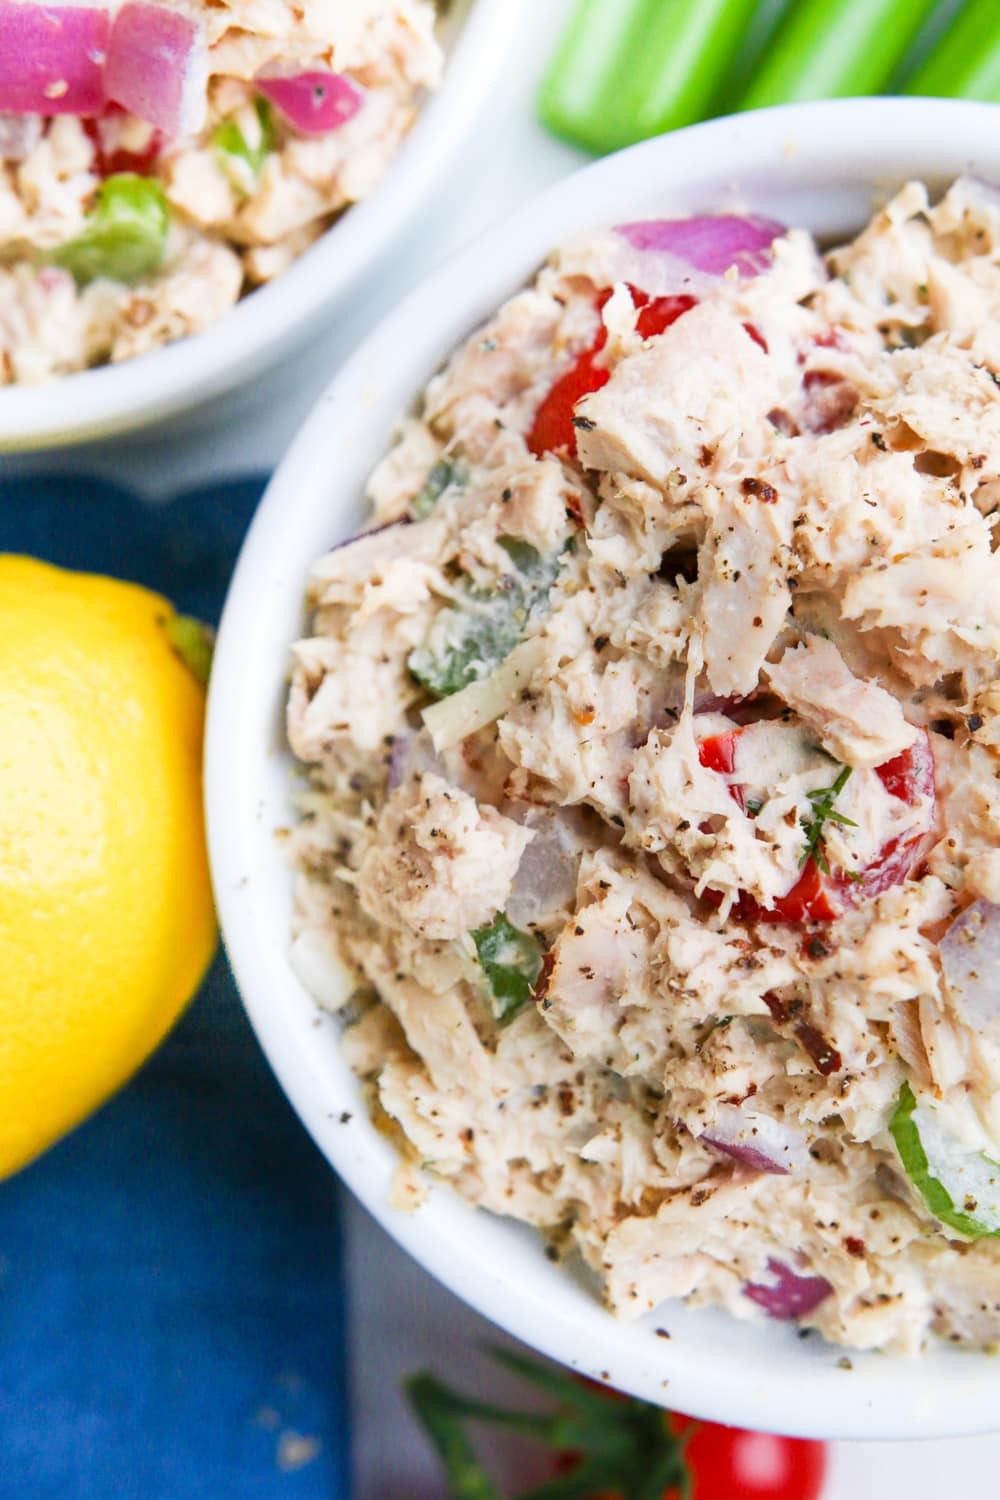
{"left": 213, "top": 97, "right": 276, "bottom": 187}
{"left": 408, "top": 537, "right": 560, "bottom": 699}
{"left": 471, "top": 913, "right": 542, "bottom": 1024}
{"left": 410, "top": 455, "right": 469, "bottom": 520}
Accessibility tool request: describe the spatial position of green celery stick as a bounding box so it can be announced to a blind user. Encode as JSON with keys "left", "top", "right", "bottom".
{"left": 905, "top": 0, "right": 1000, "bottom": 99}
{"left": 740, "top": 0, "right": 940, "bottom": 108}
{"left": 541, "top": 0, "right": 758, "bottom": 154}
{"left": 539, "top": 0, "right": 649, "bottom": 153}
{"left": 605, "top": 0, "right": 760, "bottom": 147}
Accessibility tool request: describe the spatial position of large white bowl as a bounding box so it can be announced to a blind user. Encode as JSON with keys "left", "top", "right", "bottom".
{"left": 0, "top": 0, "right": 524, "bottom": 452}
{"left": 207, "top": 97, "right": 1000, "bottom": 1442}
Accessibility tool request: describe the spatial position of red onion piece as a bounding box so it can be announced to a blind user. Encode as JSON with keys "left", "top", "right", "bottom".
{"left": 0, "top": 113, "right": 42, "bottom": 161}
{"left": 0, "top": 5, "right": 109, "bottom": 116}
{"left": 326, "top": 518, "right": 407, "bottom": 556}
{"left": 744, "top": 1258, "right": 832, "bottom": 1320}
{"left": 614, "top": 215, "right": 785, "bottom": 279}
{"left": 105, "top": 1, "right": 206, "bottom": 139}
{"left": 701, "top": 1106, "right": 808, "bottom": 1176}
{"left": 506, "top": 808, "right": 585, "bottom": 931}
{"left": 257, "top": 70, "right": 364, "bottom": 138}
{"left": 386, "top": 730, "right": 448, "bottom": 793}
{"left": 940, "top": 899, "right": 1000, "bottom": 1032}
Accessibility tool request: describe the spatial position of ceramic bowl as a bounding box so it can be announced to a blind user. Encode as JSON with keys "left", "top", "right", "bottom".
{"left": 207, "top": 97, "right": 1000, "bottom": 1440}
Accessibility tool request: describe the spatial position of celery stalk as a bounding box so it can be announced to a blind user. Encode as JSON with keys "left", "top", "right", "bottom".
{"left": 740, "top": 0, "right": 940, "bottom": 108}
{"left": 538, "top": 0, "right": 648, "bottom": 153}
{"left": 54, "top": 173, "right": 169, "bottom": 286}
{"left": 904, "top": 0, "right": 1000, "bottom": 100}
{"left": 608, "top": 0, "right": 759, "bottom": 147}
{"left": 541, "top": 0, "right": 758, "bottom": 154}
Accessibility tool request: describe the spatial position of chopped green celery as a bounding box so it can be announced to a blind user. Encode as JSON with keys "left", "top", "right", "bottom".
{"left": 471, "top": 913, "right": 543, "bottom": 1024}
{"left": 904, "top": 0, "right": 1000, "bottom": 101}
{"left": 891, "top": 1083, "right": 1000, "bottom": 1238}
{"left": 213, "top": 97, "right": 277, "bottom": 187}
{"left": 411, "top": 455, "right": 469, "bottom": 520}
{"left": 739, "top": 0, "right": 939, "bottom": 108}
{"left": 540, "top": 0, "right": 759, "bottom": 154}
{"left": 408, "top": 538, "right": 560, "bottom": 700}
{"left": 54, "top": 173, "right": 169, "bottom": 287}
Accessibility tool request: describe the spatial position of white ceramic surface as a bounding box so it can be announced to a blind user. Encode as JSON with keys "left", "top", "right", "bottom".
{"left": 0, "top": 0, "right": 524, "bottom": 453}
{"left": 206, "top": 97, "right": 1000, "bottom": 1443}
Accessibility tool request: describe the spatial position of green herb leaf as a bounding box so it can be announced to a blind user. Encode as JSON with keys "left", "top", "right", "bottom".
{"left": 799, "top": 764, "right": 856, "bottom": 870}
{"left": 213, "top": 96, "right": 277, "bottom": 188}
{"left": 471, "top": 914, "right": 543, "bottom": 1023}
{"left": 404, "top": 1374, "right": 505, "bottom": 1500}
{"left": 409, "top": 538, "right": 560, "bottom": 700}
{"left": 407, "top": 1348, "right": 692, "bottom": 1500}
{"left": 53, "top": 173, "right": 169, "bottom": 286}
{"left": 411, "top": 455, "right": 469, "bottom": 520}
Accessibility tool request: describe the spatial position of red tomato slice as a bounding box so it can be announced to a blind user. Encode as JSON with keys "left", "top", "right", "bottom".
{"left": 84, "top": 104, "right": 162, "bottom": 177}
{"left": 749, "top": 857, "right": 840, "bottom": 925}
{"left": 696, "top": 728, "right": 742, "bottom": 776}
{"left": 527, "top": 287, "right": 695, "bottom": 457}
{"left": 696, "top": 721, "right": 936, "bottom": 924}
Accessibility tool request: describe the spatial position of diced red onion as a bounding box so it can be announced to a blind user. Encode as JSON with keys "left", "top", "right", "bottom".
{"left": 614, "top": 215, "right": 785, "bottom": 279}
{"left": 744, "top": 1258, "right": 832, "bottom": 1321}
{"left": 326, "top": 518, "right": 407, "bottom": 556}
{"left": 0, "top": 112, "right": 42, "bottom": 160}
{"left": 386, "top": 730, "right": 447, "bottom": 793}
{"left": 701, "top": 1105, "right": 808, "bottom": 1176}
{"left": 506, "top": 808, "right": 585, "bottom": 931}
{"left": 940, "top": 900, "right": 1000, "bottom": 1032}
{"left": 0, "top": 5, "right": 109, "bottom": 116}
{"left": 105, "top": 1, "right": 206, "bottom": 139}
{"left": 257, "top": 70, "right": 364, "bottom": 138}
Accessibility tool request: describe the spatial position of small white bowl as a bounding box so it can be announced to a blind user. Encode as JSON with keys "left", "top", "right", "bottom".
{"left": 207, "top": 97, "right": 1000, "bottom": 1441}
{"left": 0, "top": 0, "right": 524, "bottom": 452}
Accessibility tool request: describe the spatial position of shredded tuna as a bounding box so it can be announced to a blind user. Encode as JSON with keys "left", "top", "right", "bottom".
{"left": 288, "top": 181, "right": 1000, "bottom": 1355}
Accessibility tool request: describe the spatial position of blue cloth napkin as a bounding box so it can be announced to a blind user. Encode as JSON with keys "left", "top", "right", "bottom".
{"left": 0, "top": 474, "right": 350, "bottom": 1500}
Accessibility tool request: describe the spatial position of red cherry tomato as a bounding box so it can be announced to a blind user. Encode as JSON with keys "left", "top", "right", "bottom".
{"left": 751, "top": 856, "right": 840, "bottom": 925}
{"left": 669, "top": 1415, "right": 827, "bottom": 1500}
{"left": 695, "top": 719, "right": 936, "bottom": 924}
{"left": 527, "top": 288, "right": 695, "bottom": 457}
{"left": 84, "top": 104, "right": 162, "bottom": 177}
{"left": 696, "top": 728, "right": 742, "bottom": 777}
{"left": 581, "top": 1416, "right": 826, "bottom": 1500}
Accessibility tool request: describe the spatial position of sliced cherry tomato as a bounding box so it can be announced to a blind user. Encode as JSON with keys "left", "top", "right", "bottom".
{"left": 696, "top": 728, "right": 742, "bottom": 776}
{"left": 749, "top": 857, "right": 840, "bottom": 925}
{"left": 635, "top": 291, "right": 696, "bottom": 341}
{"left": 527, "top": 287, "right": 695, "bottom": 457}
{"left": 829, "top": 729, "right": 936, "bottom": 904}
{"left": 84, "top": 105, "right": 162, "bottom": 177}
{"left": 697, "top": 726, "right": 748, "bottom": 816}
{"left": 875, "top": 732, "right": 935, "bottom": 804}
{"left": 696, "top": 721, "right": 936, "bottom": 925}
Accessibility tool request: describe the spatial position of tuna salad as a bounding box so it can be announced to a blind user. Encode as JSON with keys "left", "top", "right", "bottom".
{"left": 288, "top": 178, "right": 1000, "bottom": 1354}
{"left": 0, "top": 0, "right": 443, "bottom": 383}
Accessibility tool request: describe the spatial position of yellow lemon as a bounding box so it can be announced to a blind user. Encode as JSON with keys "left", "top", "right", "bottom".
{"left": 0, "top": 555, "right": 217, "bottom": 1177}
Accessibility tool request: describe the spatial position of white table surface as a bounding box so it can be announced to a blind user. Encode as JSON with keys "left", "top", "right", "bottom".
{"left": 11, "top": 1, "right": 1000, "bottom": 1491}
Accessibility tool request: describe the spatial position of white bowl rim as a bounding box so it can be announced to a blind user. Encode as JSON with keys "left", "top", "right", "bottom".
{"left": 0, "top": 0, "right": 525, "bottom": 452}
{"left": 207, "top": 96, "right": 1000, "bottom": 1442}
